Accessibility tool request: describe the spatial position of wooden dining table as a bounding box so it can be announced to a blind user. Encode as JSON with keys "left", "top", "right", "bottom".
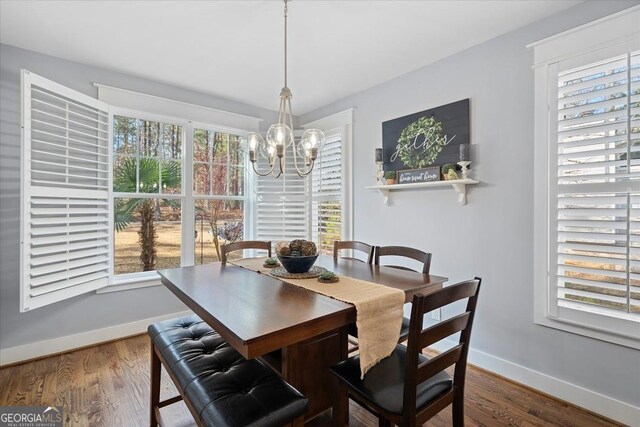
{"left": 158, "top": 255, "right": 447, "bottom": 421}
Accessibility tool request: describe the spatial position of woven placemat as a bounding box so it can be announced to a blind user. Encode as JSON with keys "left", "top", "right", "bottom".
{"left": 270, "top": 265, "right": 327, "bottom": 279}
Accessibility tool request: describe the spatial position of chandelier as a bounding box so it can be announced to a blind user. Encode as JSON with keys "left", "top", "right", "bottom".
{"left": 245, "top": 0, "right": 325, "bottom": 178}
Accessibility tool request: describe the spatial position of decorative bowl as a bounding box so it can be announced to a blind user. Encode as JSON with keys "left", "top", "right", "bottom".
{"left": 277, "top": 254, "right": 319, "bottom": 274}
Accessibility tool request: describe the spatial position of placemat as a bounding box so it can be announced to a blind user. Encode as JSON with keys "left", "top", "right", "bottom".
{"left": 270, "top": 265, "right": 327, "bottom": 279}
{"left": 231, "top": 257, "right": 404, "bottom": 377}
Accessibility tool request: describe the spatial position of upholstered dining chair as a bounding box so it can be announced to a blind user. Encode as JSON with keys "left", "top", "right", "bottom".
{"left": 331, "top": 277, "right": 482, "bottom": 427}
{"left": 220, "top": 240, "right": 271, "bottom": 265}
{"left": 333, "top": 240, "right": 375, "bottom": 264}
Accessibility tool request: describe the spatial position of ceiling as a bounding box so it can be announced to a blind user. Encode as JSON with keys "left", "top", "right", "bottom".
{"left": 0, "top": 0, "right": 581, "bottom": 115}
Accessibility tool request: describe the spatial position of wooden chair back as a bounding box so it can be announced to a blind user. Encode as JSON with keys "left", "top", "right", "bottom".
{"left": 403, "top": 277, "right": 482, "bottom": 426}
{"left": 374, "top": 245, "right": 432, "bottom": 275}
{"left": 333, "top": 241, "right": 374, "bottom": 264}
{"left": 220, "top": 240, "right": 271, "bottom": 265}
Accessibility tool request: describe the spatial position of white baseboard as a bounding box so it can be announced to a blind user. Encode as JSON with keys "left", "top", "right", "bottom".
{"left": 430, "top": 340, "right": 640, "bottom": 426}
{"left": 0, "top": 310, "right": 192, "bottom": 366}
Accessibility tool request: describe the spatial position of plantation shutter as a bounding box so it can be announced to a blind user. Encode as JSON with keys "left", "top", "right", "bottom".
{"left": 21, "top": 70, "right": 111, "bottom": 311}
{"left": 552, "top": 51, "right": 640, "bottom": 319}
{"left": 311, "top": 132, "right": 343, "bottom": 254}
{"left": 254, "top": 141, "right": 309, "bottom": 242}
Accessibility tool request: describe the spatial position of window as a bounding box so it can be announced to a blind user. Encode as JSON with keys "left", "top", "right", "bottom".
{"left": 531, "top": 7, "right": 640, "bottom": 347}
{"left": 193, "top": 128, "right": 246, "bottom": 264}
{"left": 254, "top": 141, "right": 310, "bottom": 243}
{"left": 253, "top": 116, "right": 352, "bottom": 251}
{"left": 312, "top": 131, "right": 343, "bottom": 254}
{"left": 112, "top": 119, "right": 249, "bottom": 275}
{"left": 112, "top": 115, "right": 184, "bottom": 275}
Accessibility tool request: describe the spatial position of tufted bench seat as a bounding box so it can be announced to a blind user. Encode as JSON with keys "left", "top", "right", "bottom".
{"left": 149, "top": 315, "right": 308, "bottom": 427}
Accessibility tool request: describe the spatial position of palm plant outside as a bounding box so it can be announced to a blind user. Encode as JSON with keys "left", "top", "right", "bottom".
{"left": 113, "top": 158, "right": 181, "bottom": 271}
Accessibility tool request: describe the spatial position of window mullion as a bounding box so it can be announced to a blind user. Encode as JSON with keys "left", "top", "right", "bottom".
{"left": 626, "top": 52, "right": 631, "bottom": 175}
{"left": 183, "top": 122, "right": 195, "bottom": 267}
{"left": 107, "top": 107, "right": 114, "bottom": 285}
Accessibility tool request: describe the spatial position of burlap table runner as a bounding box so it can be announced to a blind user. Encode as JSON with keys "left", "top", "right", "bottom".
{"left": 230, "top": 257, "right": 404, "bottom": 377}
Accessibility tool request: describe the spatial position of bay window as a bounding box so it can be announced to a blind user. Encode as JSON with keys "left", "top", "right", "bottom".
{"left": 20, "top": 71, "right": 351, "bottom": 310}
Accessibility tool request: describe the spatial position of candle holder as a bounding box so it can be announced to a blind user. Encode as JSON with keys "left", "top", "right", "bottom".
{"left": 457, "top": 161, "right": 471, "bottom": 179}
{"left": 376, "top": 161, "right": 385, "bottom": 185}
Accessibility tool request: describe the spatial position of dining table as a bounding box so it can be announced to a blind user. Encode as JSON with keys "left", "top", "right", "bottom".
{"left": 158, "top": 255, "right": 448, "bottom": 421}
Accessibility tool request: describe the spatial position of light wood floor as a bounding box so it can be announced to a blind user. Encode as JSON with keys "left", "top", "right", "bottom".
{"left": 0, "top": 334, "right": 620, "bottom": 427}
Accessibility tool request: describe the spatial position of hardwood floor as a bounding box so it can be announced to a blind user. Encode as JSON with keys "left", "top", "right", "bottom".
{"left": 0, "top": 334, "right": 620, "bottom": 427}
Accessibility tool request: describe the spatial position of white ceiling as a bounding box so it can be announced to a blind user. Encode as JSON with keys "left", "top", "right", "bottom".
{"left": 0, "top": 0, "right": 581, "bottom": 115}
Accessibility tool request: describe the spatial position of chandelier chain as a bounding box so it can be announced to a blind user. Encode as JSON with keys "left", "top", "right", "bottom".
{"left": 284, "top": 0, "right": 288, "bottom": 88}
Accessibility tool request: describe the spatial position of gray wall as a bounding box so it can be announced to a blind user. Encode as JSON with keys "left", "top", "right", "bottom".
{"left": 0, "top": 43, "right": 278, "bottom": 351}
{"left": 299, "top": 1, "right": 640, "bottom": 407}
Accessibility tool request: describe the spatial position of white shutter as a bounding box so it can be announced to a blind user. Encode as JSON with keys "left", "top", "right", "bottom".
{"left": 21, "top": 70, "right": 111, "bottom": 311}
{"left": 254, "top": 142, "right": 309, "bottom": 242}
{"left": 311, "top": 133, "right": 343, "bottom": 254}
{"left": 553, "top": 51, "right": 640, "bottom": 318}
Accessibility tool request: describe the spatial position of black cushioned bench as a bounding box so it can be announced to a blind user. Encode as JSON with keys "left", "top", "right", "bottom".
{"left": 149, "top": 315, "right": 308, "bottom": 427}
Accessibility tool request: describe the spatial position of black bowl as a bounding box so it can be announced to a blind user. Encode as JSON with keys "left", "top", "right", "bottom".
{"left": 277, "top": 254, "right": 319, "bottom": 274}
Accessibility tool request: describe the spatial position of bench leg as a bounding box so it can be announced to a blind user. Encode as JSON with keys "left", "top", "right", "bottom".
{"left": 290, "top": 415, "right": 305, "bottom": 426}
{"left": 149, "top": 341, "right": 161, "bottom": 427}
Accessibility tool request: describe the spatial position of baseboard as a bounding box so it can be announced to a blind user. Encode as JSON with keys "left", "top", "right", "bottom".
{"left": 0, "top": 310, "right": 192, "bottom": 367}
{"left": 430, "top": 340, "right": 640, "bottom": 426}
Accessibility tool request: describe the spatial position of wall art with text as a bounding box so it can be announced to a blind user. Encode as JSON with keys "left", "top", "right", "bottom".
{"left": 382, "top": 99, "right": 470, "bottom": 172}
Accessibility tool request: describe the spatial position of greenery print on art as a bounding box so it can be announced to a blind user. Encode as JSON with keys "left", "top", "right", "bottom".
{"left": 393, "top": 116, "right": 446, "bottom": 168}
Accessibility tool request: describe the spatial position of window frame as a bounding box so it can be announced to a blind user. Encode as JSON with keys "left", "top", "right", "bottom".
{"left": 105, "top": 107, "right": 252, "bottom": 291}
{"left": 531, "top": 6, "right": 640, "bottom": 349}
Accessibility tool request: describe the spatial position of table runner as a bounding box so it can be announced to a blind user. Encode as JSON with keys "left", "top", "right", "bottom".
{"left": 230, "top": 257, "right": 405, "bottom": 377}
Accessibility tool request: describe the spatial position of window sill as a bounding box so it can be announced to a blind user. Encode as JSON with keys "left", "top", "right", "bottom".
{"left": 96, "top": 273, "right": 163, "bottom": 294}
{"left": 534, "top": 311, "right": 640, "bottom": 350}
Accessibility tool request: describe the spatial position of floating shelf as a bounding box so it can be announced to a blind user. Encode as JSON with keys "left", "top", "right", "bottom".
{"left": 366, "top": 179, "right": 479, "bottom": 206}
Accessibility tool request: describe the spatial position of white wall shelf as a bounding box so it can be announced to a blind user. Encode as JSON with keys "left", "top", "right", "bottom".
{"left": 366, "top": 179, "right": 479, "bottom": 206}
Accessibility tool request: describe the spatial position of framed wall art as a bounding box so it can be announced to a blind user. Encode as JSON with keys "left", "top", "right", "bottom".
{"left": 382, "top": 99, "right": 470, "bottom": 172}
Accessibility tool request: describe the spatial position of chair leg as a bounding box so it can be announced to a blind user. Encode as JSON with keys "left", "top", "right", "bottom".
{"left": 452, "top": 389, "right": 465, "bottom": 427}
{"left": 332, "top": 381, "right": 349, "bottom": 426}
{"left": 149, "top": 341, "right": 161, "bottom": 427}
{"left": 378, "top": 416, "right": 392, "bottom": 427}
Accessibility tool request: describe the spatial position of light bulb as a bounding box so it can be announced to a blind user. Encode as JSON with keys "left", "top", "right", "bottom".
{"left": 267, "top": 123, "right": 293, "bottom": 149}
{"left": 300, "top": 128, "right": 325, "bottom": 156}
{"left": 245, "top": 132, "right": 264, "bottom": 152}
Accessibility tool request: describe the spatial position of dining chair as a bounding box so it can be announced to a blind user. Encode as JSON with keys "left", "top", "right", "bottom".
{"left": 333, "top": 241, "right": 374, "bottom": 353}
{"left": 220, "top": 240, "right": 271, "bottom": 265}
{"left": 375, "top": 245, "right": 432, "bottom": 275}
{"left": 333, "top": 240, "right": 375, "bottom": 264}
{"left": 367, "top": 245, "right": 433, "bottom": 343}
{"left": 331, "top": 277, "right": 482, "bottom": 427}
